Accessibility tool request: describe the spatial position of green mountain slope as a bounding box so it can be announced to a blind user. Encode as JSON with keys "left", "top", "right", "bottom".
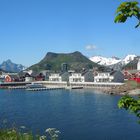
{"left": 28, "top": 51, "right": 100, "bottom": 72}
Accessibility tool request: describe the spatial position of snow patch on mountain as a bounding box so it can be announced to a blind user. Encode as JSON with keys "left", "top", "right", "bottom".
{"left": 90, "top": 56, "right": 121, "bottom": 66}
{"left": 121, "top": 54, "right": 137, "bottom": 65}
{"left": 90, "top": 54, "right": 137, "bottom": 66}
{"left": 0, "top": 59, "right": 27, "bottom": 72}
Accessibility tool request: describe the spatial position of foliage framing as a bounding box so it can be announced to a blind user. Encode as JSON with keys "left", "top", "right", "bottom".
{"left": 115, "top": 1, "right": 140, "bottom": 28}
{"left": 0, "top": 127, "right": 60, "bottom": 140}
{"left": 115, "top": 1, "right": 140, "bottom": 123}
{"left": 118, "top": 96, "right": 140, "bottom": 122}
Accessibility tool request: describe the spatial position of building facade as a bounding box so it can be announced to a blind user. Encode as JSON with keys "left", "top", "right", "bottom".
{"left": 49, "top": 73, "right": 62, "bottom": 82}
{"left": 94, "top": 73, "right": 114, "bottom": 82}
{"left": 69, "top": 73, "right": 85, "bottom": 82}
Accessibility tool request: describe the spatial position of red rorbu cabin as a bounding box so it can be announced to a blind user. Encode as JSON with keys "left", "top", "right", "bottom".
{"left": 4, "top": 74, "right": 19, "bottom": 82}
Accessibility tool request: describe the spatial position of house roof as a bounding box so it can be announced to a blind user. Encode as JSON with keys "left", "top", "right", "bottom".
{"left": 31, "top": 72, "right": 45, "bottom": 77}
{"left": 124, "top": 70, "right": 140, "bottom": 74}
{"left": 81, "top": 70, "right": 93, "bottom": 76}
{"left": 30, "top": 72, "right": 39, "bottom": 77}
{"left": 60, "top": 72, "right": 70, "bottom": 76}
{"left": 110, "top": 71, "right": 123, "bottom": 76}
{"left": 6, "top": 74, "right": 19, "bottom": 79}
{"left": 18, "top": 72, "right": 31, "bottom": 77}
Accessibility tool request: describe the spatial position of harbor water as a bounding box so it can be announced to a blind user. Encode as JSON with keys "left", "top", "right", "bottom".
{"left": 0, "top": 89, "right": 140, "bottom": 140}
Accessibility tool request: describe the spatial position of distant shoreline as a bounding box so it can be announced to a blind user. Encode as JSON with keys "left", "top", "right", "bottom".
{"left": 1, "top": 81, "right": 139, "bottom": 96}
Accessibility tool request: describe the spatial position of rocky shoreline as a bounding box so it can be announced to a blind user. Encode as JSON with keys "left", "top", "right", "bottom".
{"left": 98, "top": 85, "right": 140, "bottom": 96}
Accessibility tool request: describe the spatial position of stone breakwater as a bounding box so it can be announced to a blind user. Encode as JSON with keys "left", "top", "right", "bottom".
{"left": 100, "top": 84, "right": 140, "bottom": 96}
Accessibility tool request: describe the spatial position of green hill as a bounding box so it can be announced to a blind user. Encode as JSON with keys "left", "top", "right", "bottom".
{"left": 28, "top": 51, "right": 100, "bottom": 72}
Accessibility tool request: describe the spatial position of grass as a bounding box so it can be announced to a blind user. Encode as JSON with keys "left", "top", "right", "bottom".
{"left": 125, "top": 80, "right": 139, "bottom": 89}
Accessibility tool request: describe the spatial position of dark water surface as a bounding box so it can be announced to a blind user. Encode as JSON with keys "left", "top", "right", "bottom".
{"left": 0, "top": 89, "right": 140, "bottom": 140}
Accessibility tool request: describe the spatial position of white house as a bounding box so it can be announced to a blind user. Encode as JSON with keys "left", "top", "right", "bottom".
{"left": 25, "top": 77, "right": 34, "bottom": 82}
{"left": 69, "top": 73, "right": 85, "bottom": 82}
{"left": 0, "top": 74, "right": 5, "bottom": 83}
{"left": 137, "top": 58, "right": 140, "bottom": 70}
{"left": 94, "top": 72, "right": 114, "bottom": 82}
{"left": 49, "top": 73, "right": 62, "bottom": 82}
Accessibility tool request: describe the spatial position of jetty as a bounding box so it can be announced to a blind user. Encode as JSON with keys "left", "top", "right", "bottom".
{"left": 8, "top": 86, "right": 26, "bottom": 89}
{"left": 0, "top": 82, "right": 31, "bottom": 88}
{"left": 26, "top": 87, "right": 65, "bottom": 91}
{"left": 0, "top": 81, "right": 125, "bottom": 93}
{"left": 33, "top": 81, "right": 124, "bottom": 87}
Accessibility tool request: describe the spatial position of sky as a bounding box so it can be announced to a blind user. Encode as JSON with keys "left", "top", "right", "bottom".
{"left": 0, "top": 0, "right": 140, "bottom": 66}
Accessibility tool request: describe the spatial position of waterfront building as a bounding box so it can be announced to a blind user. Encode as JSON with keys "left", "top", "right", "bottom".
{"left": 49, "top": 73, "right": 62, "bottom": 82}
{"left": 0, "top": 70, "right": 3, "bottom": 76}
{"left": 48, "top": 72, "right": 70, "bottom": 82}
{"left": 18, "top": 72, "right": 32, "bottom": 81}
{"left": 137, "top": 58, "right": 140, "bottom": 70}
{"left": 61, "top": 63, "right": 68, "bottom": 72}
{"left": 122, "top": 70, "right": 140, "bottom": 82}
{"left": 25, "top": 75, "right": 34, "bottom": 82}
{"left": 111, "top": 71, "right": 124, "bottom": 83}
{"left": 68, "top": 70, "right": 94, "bottom": 83}
{"left": 94, "top": 71, "right": 124, "bottom": 83}
{"left": 61, "top": 72, "right": 70, "bottom": 82}
{"left": 0, "top": 76, "right": 5, "bottom": 83}
{"left": 69, "top": 73, "right": 85, "bottom": 82}
{"left": 40, "top": 70, "right": 51, "bottom": 80}
{"left": 35, "top": 73, "right": 45, "bottom": 81}
{"left": 82, "top": 70, "right": 94, "bottom": 82}
{"left": 94, "top": 72, "right": 113, "bottom": 82}
{"left": 31, "top": 72, "right": 45, "bottom": 81}
{"left": 4, "top": 74, "right": 19, "bottom": 82}
{"left": 121, "top": 58, "right": 140, "bottom": 82}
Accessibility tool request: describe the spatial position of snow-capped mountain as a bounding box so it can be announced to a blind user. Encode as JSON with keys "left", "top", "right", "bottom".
{"left": 90, "top": 56, "right": 121, "bottom": 66}
{"left": 121, "top": 54, "right": 137, "bottom": 65}
{"left": 0, "top": 59, "right": 26, "bottom": 72}
{"left": 90, "top": 54, "right": 137, "bottom": 67}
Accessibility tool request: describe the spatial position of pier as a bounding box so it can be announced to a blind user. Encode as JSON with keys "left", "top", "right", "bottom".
{"left": 8, "top": 86, "right": 26, "bottom": 89}
{"left": 0, "top": 82, "right": 31, "bottom": 87}
{"left": 26, "top": 87, "right": 65, "bottom": 91}
{"left": 33, "top": 81, "right": 124, "bottom": 89}
{"left": 0, "top": 81, "right": 125, "bottom": 92}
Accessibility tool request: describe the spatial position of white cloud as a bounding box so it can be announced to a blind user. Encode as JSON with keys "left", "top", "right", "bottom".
{"left": 85, "top": 44, "right": 97, "bottom": 50}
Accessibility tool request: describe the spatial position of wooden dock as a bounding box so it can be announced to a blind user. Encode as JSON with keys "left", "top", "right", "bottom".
{"left": 8, "top": 86, "right": 26, "bottom": 89}
{"left": 26, "top": 87, "right": 65, "bottom": 91}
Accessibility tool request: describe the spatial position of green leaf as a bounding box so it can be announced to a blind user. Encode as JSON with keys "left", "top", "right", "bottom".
{"left": 115, "top": 1, "right": 140, "bottom": 27}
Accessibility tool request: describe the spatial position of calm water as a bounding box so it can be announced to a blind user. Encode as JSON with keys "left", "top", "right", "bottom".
{"left": 0, "top": 89, "right": 140, "bottom": 140}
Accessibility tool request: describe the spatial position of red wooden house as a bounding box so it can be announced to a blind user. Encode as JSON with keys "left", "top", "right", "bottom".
{"left": 5, "top": 74, "right": 19, "bottom": 82}
{"left": 31, "top": 72, "right": 45, "bottom": 81}
{"left": 122, "top": 70, "right": 140, "bottom": 83}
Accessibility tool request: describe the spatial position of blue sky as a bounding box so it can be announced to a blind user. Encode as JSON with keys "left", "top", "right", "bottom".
{"left": 0, "top": 0, "right": 140, "bottom": 66}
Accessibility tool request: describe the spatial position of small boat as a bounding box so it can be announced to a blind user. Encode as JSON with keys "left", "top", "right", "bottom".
{"left": 71, "top": 86, "right": 83, "bottom": 89}
{"left": 65, "top": 86, "right": 83, "bottom": 89}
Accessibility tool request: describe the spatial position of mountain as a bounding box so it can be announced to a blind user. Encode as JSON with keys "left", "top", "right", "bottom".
{"left": 90, "top": 54, "right": 137, "bottom": 70}
{"left": 90, "top": 56, "right": 121, "bottom": 66}
{"left": 121, "top": 55, "right": 137, "bottom": 65}
{"left": 123, "top": 56, "right": 140, "bottom": 70}
{"left": 0, "top": 59, "right": 26, "bottom": 72}
{"left": 28, "top": 51, "right": 100, "bottom": 72}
